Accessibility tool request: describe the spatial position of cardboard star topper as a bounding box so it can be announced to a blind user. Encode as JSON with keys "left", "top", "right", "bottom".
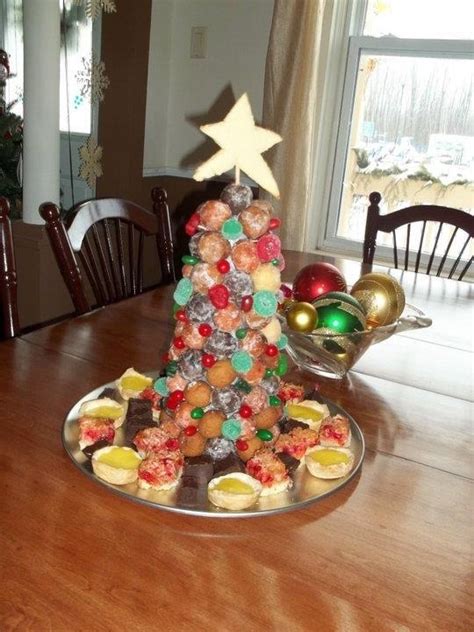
{"left": 193, "top": 93, "right": 282, "bottom": 198}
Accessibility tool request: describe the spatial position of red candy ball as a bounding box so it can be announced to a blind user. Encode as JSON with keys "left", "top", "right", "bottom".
{"left": 184, "top": 425, "right": 198, "bottom": 437}
{"left": 269, "top": 217, "right": 281, "bottom": 230}
{"left": 236, "top": 439, "right": 249, "bottom": 451}
{"left": 241, "top": 295, "right": 253, "bottom": 312}
{"left": 216, "top": 259, "right": 230, "bottom": 274}
{"left": 208, "top": 284, "right": 230, "bottom": 309}
{"left": 202, "top": 353, "right": 216, "bottom": 368}
{"left": 175, "top": 309, "right": 188, "bottom": 322}
{"left": 256, "top": 234, "right": 281, "bottom": 262}
{"left": 167, "top": 390, "right": 184, "bottom": 410}
{"left": 173, "top": 336, "right": 185, "bottom": 349}
{"left": 239, "top": 404, "right": 253, "bottom": 419}
{"left": 198, "top": 323, "right": 212, "bottom": 337}
{"left": 165, "top": 438, "right": 180, "bottom": 450}
{"left": 185, "top": 212, "right": 201, "bottom": 237}
{"left": 293, "top": 263, "right": 347, "bottom": 302}
{"left": 265, "top": 344, "right": 278, "bottom": 357}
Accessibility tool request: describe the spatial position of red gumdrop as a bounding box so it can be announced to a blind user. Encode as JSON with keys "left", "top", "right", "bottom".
{"left": 239, "top": 404, "right": 252, "bottom": 419}
{"left": 175, "top": 309, "right": 188, "bottom": 322}
{"left": 185, "top": 212, "right": 201, "bottom": 236}
{"left": 269, "top": 217, "right": 281, "bottom": 230}
{"left": 236, "top": 439, "right": 249, "bottom": 451}
{"left": 216, "top": 259, "right": 230, "bottom": 274}
{"left": 198, "top": 323, "right": 212, "bottom": 337}
{"left": 241, "top": 295, "right": 253, "bottom": 312}
{"left": 256, "top": 234, "right": 281, "bottom": 262}
{"left": 202, "top": 353, "right": 216, "bottom": 368}
{"left": 173, "top": 336, "right": 185, "bottom": 349}
{"left": 165, "top": 438, "right": 180, "bottom": 450}
{"left": 265, "top": 344, "right": 278, "bottom": 357}
{"left": 184, "top": 425, "right": 198, "bottom": 437}
{"left": 208, "top": 284, "right": 230, "bottom": 309}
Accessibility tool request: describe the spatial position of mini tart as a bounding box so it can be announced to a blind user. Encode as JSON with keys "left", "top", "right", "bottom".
{"left": 92, "top": 446, "right": 142, "bottom": 485}
{"left": 116, "top": 368, "right": 153, "bottom": 400}
{"left": 286, "top": 400, "right": 329, "bottom": 431}
{"left": 208, "top": 473, "right": 262, "bottom": 510}
{"left": 305, "top": 446, "right": 354, "bottom": 479}
{"left": 79, "top": 397, "right": 126, "bottom": 429}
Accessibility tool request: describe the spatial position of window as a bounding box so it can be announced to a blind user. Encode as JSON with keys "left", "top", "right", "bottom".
{"left": 321, "top": 0, "right": 474, "bottom": 262}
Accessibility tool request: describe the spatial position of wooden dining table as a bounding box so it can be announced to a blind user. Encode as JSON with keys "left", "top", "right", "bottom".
{"left": 1, "top": 251, "right": 472, "bottom": 631}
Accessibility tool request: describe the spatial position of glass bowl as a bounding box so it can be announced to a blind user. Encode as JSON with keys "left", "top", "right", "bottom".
{"left": 282, "top": 303, "right": 432, "bottom": 379}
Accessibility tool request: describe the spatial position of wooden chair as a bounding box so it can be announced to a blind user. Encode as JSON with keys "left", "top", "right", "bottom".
{"left": 40, "top": 189, "right": 176, "bottom": 315}
{"left": 363, "top": 192, "right": 474, "bottom": 281}
{"left": 0, "top": 197, "right": 20, "bottom": 339}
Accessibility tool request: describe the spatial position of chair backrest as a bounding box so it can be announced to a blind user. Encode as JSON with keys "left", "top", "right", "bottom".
{"left": 152, "top": 186, "right": 176, "bottom": 285}
{"left": 0, "top": 197, "right": 20, "bottom": 339}
{"left": 363, "top": 192, "right": 474, "bottom": 281}
{"left": 40, "top": 190, "right": 175, "bottom": 315}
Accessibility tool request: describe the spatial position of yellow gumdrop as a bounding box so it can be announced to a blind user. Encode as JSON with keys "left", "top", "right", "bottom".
{"left": 88, "top": 406, "right": 123, "bottom": 420}
{"left": 97, "top": 447, "right": 141, "bottom": 470}
{"left": 310, "top": 449, "right": 350, "bottom": 466}
{"left": 214, "top": 479, "right": 254, "bottom": 495}
{"left": 287, "top": 403, "right": 325, "bottom": 422}
{"left": 121, "top": 375, "right": 152, "bottom": 391}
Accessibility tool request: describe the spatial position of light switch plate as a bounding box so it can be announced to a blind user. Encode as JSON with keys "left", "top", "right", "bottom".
{"left": 191, "top": 26, "right": 207, "bottom": 59}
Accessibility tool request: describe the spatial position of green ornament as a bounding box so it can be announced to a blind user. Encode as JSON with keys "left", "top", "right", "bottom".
{"left": 231, "top": 350, "right": 253, "bottom": 374}
{"left": 253, "top": 290, "right": 278, "bottom": 317}
{"left": 235, "top": 328, "right": 248, "bottom": 340}
{"left": 165, "top": 360, "right": 178, "bottom": 376}
{"left": 235, "top": 378, "right": 252, "bottom": 393}
{"left": 153, "top": 377, "right": 169, "bottom": 396}
{"left": 276, "top": 334, "right": 288, "bottom": 350}
{"left": 312, "top": 291, "right": 366, "bottom": 334}
{"left": 275, "top": 353, "right": 288, "bottom": 376}
{"left": 256, "top": 429, "right": 273, "bottom": 442}
{"left": 264, "top": 368, "right": 274, "bottom": 378}
{"left": 173, "top": 278, "right": 193, "bottom": 306}
{"left": 269, "top": 395, "right": 281, "bottom": 407}
{"left": 181, "top": 254, "right": 199, "bottom": 265}
{"left": 221, "top": 418, "right": 242, "bottom": 440}
{"left": 191, "top": 407, "right": 204, "bottom": 420}
{"left": 221, "top": 217, "right": 243, "bottom": 241}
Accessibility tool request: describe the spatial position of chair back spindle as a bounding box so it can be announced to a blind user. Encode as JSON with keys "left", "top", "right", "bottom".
{"left": 0, "top": 197, "right": 20, "bottom": 338}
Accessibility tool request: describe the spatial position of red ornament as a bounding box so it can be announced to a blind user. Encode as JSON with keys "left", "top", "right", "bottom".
{"left": 208, "top": 284, "right": 229, "bottom": 309}
{"left": 165, "top": 438, "right": 180, "bottom": 451}
{"left": 239, "top": 404, "right": 252, "bottom": 419}
{"left": 269, "top": 217, "right": 281, "bottom": 230}
{"left": 173, "top": 336, "right": 185, "bottom": 349}
{"left": 198, "top": 323, "right": 212, "bottom": 337}
{"left": 293, "top": 263, "right": 347, "bottom": 302}
{"left": 236, "top": 439, "right": 249, "bottom": 451}
{"left": 175, "top": 309, "right": 188, "bottom": 322}
{"left": 185, "top": 212, "right": 201, "bottom": 236}
{"left": 202, "top": 353, "right": 216, "bottom": 368}
{"left": 216, "top": 259, "right": 230, "bottom": 274}
{"left": 265, "top": 344, "right": 278, "bottom": 357}
{"left": 184, "top": 425, "right": 198, "bottom": 437}
{"left": 241, "top": 295, "right": 253, "bottom": 312}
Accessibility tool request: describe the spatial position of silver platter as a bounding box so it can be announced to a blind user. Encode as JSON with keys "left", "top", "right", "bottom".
{"left": 63, "top": 375, "right": 365, "bottom": 518}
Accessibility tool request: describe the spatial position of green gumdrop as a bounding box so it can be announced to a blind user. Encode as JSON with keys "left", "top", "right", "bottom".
{"left": 275, "top": 353, "right": 288, "bottom": 376}
{"left": 153, "top": 377, "right": 169, "bottom": 396}
{"left": 182, "top": 254, "right": 199, "bottom": 265}
{"left": 256, "top": 429, "right": 273, "bottom": 442}
{"left": 221, "top": 217, "right": 243, "bottom": 241}
{"left": 165, "top": 360, "right": 178, "bottom": 376}
{"left": 221, "top": 418, "right": 242, "bottom": 441}
{"left": 235, "top": 328, "right": 248, "bottom": 340}
{"left": 191, "top": 407, "right": 204, "bottom": 420}
{"left": 253, "top": 290, "right": 278, "bottom": 317}
{"left": 173, "top": 278, "right": 193, "bottom": 306}
{"left": 264, "top": 368, "right": 274, "bottom": 378}
{"left": 231, "top": 350, "right": 253, "bottom": 374}
{"left": 235, "top": 378, "right": 252, "bottom": 394}
{"left": 269, "top": 395, "right": 281, "bottom": 407}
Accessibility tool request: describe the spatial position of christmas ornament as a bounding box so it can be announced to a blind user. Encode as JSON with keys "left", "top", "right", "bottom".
{"left": 78, "top": 136, "right": 102, "bottom": 188}
{"left": 75, "top": 54, "right": 110, "bottom": 103}
{"left": 286, "top": 302, "right": 318, "bottom": 333}
{"left": 350, "top": 273, "right": 405, "bottom": 327}
{"left": 312, "top": 292, "right": 366, "bottom": 334}
{"left": 293, "top": 263, "right": 347, "bottom": 302}
{"left": 73, "top": 0, "right": 116, "bottom": 20}
{"left": 193, "top": 93, "right": 282, "bottom": 198}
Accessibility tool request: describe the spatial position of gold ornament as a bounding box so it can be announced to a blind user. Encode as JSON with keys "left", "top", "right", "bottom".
{"left": 286, "top": 302, "right": 318, "bottom": 333}
{"left": 350, "top": 273, "right": 405, "bottom": 327}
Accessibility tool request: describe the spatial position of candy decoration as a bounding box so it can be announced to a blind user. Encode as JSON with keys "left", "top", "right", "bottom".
{"left": 221, "top": 418, "right": 242, "bottom": 440}
{"left": 235, "top": 438, "right": 249, "bottom": 451}
{"left": 275, "top": 354, "right": 288, "bottom": 376}
{"left": 198, "top": 323, "right": 212, "bottom": 337}
{"left": 251, "top": 263, "right": 281, "bottom": 292}
{"left": 184, "top": 425, "right": 198, "bottom": 436}
{"left": 286, "top": 301, "right": 318, "bottom": 333}
{"left": 235, "top": 378, "right": 252, "bottom": 393}
{"left": 182, "top": 255, "right": 199, "bottom": 265}
{"left": 253, "top": 290, "right": 278, "bottom": 317}
{"left": 221, "top": 217, "right": 244, "bottom": 241}
{"left": 220, "top": 183, "right": 253, "bottom": 213}
{"left": 231, "top": 350, "right": 253, "bottom": 374}
{"left": 312, "top": 292, "right": 366, "bottom": 334}
{"left": 216, "top": 259, "right": 231, "bottom": 274}
{"left": 239, "top": 404, "right": 253, "bottom": 418}
{"left": 191, "top": 407, "right": 204, "bottom": 420}
{"left": 185, "top": 212, "right": 200, "bottom": 236}
{"left": 256, "top": 429, "right": 273, "bottom": 442}
{"left": 235, "top": 328, "right": 248, "bottom": 340}
{"left": 269, "top": 217, "right": 281, "bottom": 230}
{"left": 256, "top": 234, "right": 281, "bottom": 262}
{"left": 269, "top": 395, "right": 281, "bottom": 406}
{"left": 153, "top": 377, "right": 169, "bottom": 396}
{"left": 173, "top": 278, "right": 193, "bottom": 306}
{"left": 175, "top": 309, "right": 188, "bottom": 322}
{"left": 241, "top": 295, "right": 253, "bottom": 312}
{"left": 264, "top": 368, "right": 273, "bottom": 378}
{"left": 166, "top": 360, "right": 178, "bottom": 376}
{"left": 293, "top": 263, "right": 347, "bottom": 302}
{"left": 166, "top": 390, "right": 184, "bottom": 410}
{"left": 265, "top": 344, "right": 278, "bottom": 357}
{"left": 202, "top": 353, "right": 216, "bottom": 368}
{"left": 165, "top": 438, "right": 180, "bottom": 450}
{"left": 173, "top": 336, "right": 186, "bottom": 349}
{"left": 208, "top": 284, "right": 230, "bottom": 309}
{"left": 276, "top": 334, "right": 288, "bottom": 350}
{"left": 350, "top": 272, "right": 405, "bottom": 327}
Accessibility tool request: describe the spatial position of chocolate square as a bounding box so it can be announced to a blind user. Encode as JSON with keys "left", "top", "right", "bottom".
{"left": 212, "top": 453, "right": 245, "bottom": 478}
{"left": 280, "top": 418, "right": 309, "bottom": 433}
{"left": 275, "top": 452, "right": 300, "bottom": 477}
{"left": 177, "top": 475, "right": 208, "bottom": 508}
{"left": 98, "top": 387, "right": 120, "bottom": 401}
{"left": 124, "top": 398, "right": 155, "bottom": 445}
{"left": 183, "top": 455, "right": 214, "bottom": 484}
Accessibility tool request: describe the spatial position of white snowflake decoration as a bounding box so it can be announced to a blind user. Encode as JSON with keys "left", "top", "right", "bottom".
{"left": 79, "top": 136, "right": 103, "bottom": 189}
{"left": 73, "top": 0, "right": 116, "bottom": 20}
{"left": 75, "top": 54, "right": 110, "bottom": 103}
